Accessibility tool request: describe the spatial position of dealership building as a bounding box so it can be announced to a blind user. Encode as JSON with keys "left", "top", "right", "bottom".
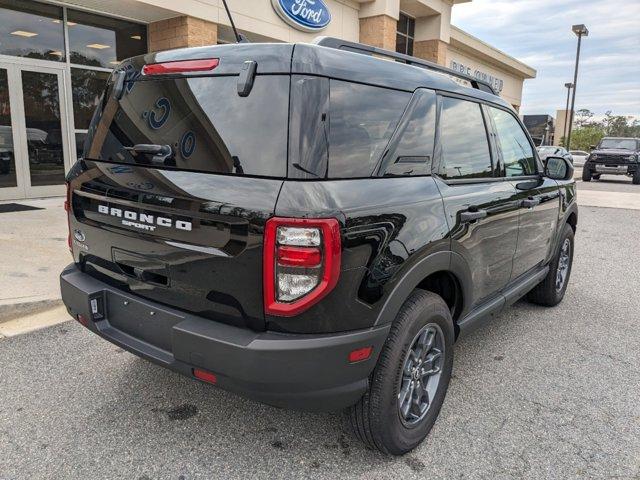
{"left": 0, "top": 0, "right": 536, "bottom": 200}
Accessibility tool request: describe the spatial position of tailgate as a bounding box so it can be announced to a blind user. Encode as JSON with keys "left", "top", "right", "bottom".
{"left": 68, "top": 44, "right": 293, "bottom": 331}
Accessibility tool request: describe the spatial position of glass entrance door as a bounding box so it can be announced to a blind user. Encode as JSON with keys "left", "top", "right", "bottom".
{"left": 0, "top": 62, "right": 70, "bottom": 200}
{"left": 0, "top": 66, "right": 21, "bottom": 199}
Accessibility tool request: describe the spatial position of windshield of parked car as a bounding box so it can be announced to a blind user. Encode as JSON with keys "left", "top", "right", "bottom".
{"left": 598, "top": 138, "right": 637, "bottom": 150}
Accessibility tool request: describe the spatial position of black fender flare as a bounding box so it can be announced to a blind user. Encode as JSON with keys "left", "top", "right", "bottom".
{"left": 373, "top": 250, "right": 473, "bottom": 328}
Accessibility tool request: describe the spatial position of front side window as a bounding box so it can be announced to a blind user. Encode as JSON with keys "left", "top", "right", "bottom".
{"left": 439, "top": 97, "right": 493, "bottom": 180}
{"left": 489, "top": 107, "right": 537, "bottom": 177}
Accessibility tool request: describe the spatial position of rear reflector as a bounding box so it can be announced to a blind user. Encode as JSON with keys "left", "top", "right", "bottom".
{"left": 193, "top": 368, "right": 217, "bottom": 384}
{"left": 348, "top": 346, "right": 373, "bottom": 363}
{"left": 143, "top": 58, "right": 219, "bottom": 75}
{"left": 76, "top": 314, "right": 88, "bottom": 326}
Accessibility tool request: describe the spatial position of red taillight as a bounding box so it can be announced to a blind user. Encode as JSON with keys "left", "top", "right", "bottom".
{"left": 65, "top": 182, "right": 72, "bottom": 252}
{"left": 348, "top": 346, "right": 373, "bottom": 363}
{"left": 142, "top": 58, "right": 219, "bottom": 75}
{"left": 276, "top": 246, "right": 322, "bottom": 267}
{"left": 76, "top": 314, "right": 88, "bottom": 326}
{"left": 264, "top": 217, "right": 341, "bottom": 317}
{"left": 193, "top": 368, "right": 217, "bottom": 384}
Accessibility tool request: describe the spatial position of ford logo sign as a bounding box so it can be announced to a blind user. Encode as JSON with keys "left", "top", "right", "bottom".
{"left": 271, "top": 0, "right": 331, "bottom": 32}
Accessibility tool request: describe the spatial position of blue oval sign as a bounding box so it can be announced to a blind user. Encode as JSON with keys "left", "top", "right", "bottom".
{"left": 271, "top": 0, "right": 331, "bottom": 32}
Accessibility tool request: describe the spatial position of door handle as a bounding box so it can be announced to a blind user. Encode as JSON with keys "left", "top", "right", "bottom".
{"left": 521, "top": 197, "right": 541, "bottom": 208}
{"left": 460, "top": 208, "right": 488, "bottom": 223}
{"left": 125, "top": 144, "right": 173, "bottom": 165}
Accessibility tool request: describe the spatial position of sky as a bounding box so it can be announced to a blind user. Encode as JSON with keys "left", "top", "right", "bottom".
{"left": 451, "top": 0, "right": 640, "bottom": 119}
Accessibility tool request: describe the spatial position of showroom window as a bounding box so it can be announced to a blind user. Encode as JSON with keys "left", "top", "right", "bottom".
{"left": 0, "top": 1, "right": 65, "bottom": 62}
{"left": 396, "top": 13, "right": 415, "bottom": 56}
{"left": 0, "top": 1, "right": 147, "bottom": 160}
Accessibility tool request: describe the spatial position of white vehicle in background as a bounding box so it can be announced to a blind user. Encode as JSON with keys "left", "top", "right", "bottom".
{"left": 570, "top": 150, "right": 589, "bottom": 167}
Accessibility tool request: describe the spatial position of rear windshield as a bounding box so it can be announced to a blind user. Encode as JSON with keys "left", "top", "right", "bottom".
{"left": 84, "top": 75, "right": 289, "bottom": 177}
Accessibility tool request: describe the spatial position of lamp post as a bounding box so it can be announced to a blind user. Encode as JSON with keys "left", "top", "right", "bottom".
{"left": 563, "top": 82, "right": 573, "bottom": 147}
{"left": 566, "top": 24, "right": 589, "bottom": 150}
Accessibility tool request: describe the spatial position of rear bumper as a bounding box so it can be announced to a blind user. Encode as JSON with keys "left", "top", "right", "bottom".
{"left": 60, "top": 264, "right": 389, "bottom": 411}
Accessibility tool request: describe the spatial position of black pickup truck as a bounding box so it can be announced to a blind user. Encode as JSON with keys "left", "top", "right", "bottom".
{"left": 60, "top": 38, "right": 577, "bottom": 455}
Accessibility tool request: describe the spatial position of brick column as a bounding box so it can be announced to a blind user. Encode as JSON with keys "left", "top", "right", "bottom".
{"left": 413, "top": 39, "right": 448, "bottom": 66}
{"left": 148, "top": 16, "right": 217, "bottom": 52}
{"left": 359, "top": 15, "right": 397, "bottom": 51}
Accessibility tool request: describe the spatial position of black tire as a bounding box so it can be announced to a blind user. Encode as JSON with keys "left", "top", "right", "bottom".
{"left": 592, "top": 174, "right": 601, "bottom": 180}
{"left": 348, "top": 290, "right": 454, "bottom": 455}
{"left": 527, "top": 223, "right": 574, "bottom": 307}
{"left": 581, "top": 168, "right": 591, "bottom": 182}
{"left": 632, "top": 169, "right": 640, "bottom": 185}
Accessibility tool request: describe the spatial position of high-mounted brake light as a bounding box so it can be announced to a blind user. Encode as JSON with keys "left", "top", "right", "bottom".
{"left": 142, "top": 58, "right": 219, "bottom": 75}
{"left": 264, "top": 217, "right": 341, "bottom": 316}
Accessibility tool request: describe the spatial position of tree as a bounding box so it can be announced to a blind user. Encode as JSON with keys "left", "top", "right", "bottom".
{"left": 574, "top": 109, "right": 595, "bottom": 128}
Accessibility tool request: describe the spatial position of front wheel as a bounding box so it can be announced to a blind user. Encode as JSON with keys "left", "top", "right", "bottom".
{"left": 347, "top": 290, "right": 454, "bottom": 455}
{"left": 527, "top": 223, "right": 574, "bottom": 306}
{"left": 632, "top": 169, "right": 640, "bottom": 185}
{"left": 581, "top": 168, "right": 592, "bottom": 182}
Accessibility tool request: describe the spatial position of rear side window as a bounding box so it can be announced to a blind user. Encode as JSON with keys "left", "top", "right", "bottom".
{"left": 438, "top": 97, "right": 493, "bottom": 180}
{"left": 488, "top": 107, "right": 537, "bottom": 177}
{"left": 328, "top": 81, "right": 410, "bottom": 178}
{"left": 85, "top": 75, "right": 289, "bottom": 177}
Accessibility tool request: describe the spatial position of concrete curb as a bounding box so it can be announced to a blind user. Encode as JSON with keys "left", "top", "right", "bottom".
{"left": 0, "top": 297, "right": 64, "bottom": 323}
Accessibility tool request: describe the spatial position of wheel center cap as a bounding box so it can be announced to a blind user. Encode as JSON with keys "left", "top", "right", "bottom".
{"left": 412, "top": 368, "right": 421, "bottom": 381}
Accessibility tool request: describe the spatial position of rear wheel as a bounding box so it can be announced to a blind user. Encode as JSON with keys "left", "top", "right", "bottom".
{"left": 633, "top": 169, "right": 640, "bottom": 185}
{"left": 592, "top": 174, "right": 601, "bottom": 180}
{"left": 348, "top": 290, "right": 454, "bottom": 455}
{"left": 527, "top": 223, "right": 574, "bottom": 306}
{"left": 581, "top": 168, "right": 591, "bottom": 182}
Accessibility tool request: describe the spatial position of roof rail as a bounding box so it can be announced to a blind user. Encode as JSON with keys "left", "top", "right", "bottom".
{"left": 312, "top": 36, "right": 496, "bottom": 95}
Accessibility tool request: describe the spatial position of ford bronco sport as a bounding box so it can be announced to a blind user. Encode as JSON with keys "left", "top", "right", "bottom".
{"left": 60, "top": 37, "right": 578, "bottom": 455}
{"left": 582, "top": 137, "right": 640, "bottom": 184}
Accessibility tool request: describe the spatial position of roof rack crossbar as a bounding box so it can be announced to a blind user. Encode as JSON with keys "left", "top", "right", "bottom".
{"left": 312, "top": 36, "right": 496, "bottom": 95}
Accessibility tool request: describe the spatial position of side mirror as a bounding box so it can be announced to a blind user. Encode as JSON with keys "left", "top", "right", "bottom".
{"left": 545, "top": 156, "right": 574, "bottom": 181}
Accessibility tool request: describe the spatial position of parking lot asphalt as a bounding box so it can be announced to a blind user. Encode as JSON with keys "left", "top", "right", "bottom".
{"left": 1, "top": 184, "right": 639, "bottom": 479}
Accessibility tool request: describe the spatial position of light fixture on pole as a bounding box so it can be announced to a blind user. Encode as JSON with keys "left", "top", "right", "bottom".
{"left": 563, "top": 82, "right": 573, "bottom": 147}
{"left": 566, "top": 24, "right": 588, "bottom": 150}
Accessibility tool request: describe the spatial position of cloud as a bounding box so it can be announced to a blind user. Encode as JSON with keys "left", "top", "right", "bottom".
{"left": 451, "top": 0, "right": 640, "bottom": 117}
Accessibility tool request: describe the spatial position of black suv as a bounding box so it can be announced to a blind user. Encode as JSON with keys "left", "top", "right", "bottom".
{"left": 582, "top": 137, "right": 640, "bottom": 183}
{"left": 60, "top": 38, "right": 577, "bottom": 455}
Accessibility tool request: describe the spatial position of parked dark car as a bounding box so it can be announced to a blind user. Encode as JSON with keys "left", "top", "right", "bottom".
{"left": 60, "top": 38, "right": 578, "bottom": 455}
{"left": 582, "top": 137, "right": 640, "bottom": 183}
